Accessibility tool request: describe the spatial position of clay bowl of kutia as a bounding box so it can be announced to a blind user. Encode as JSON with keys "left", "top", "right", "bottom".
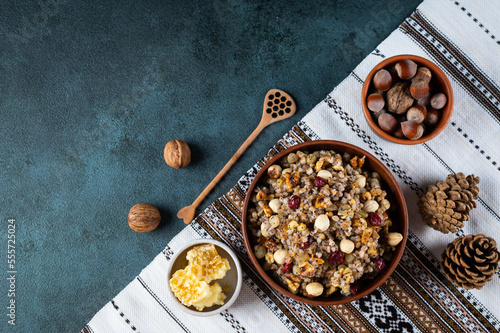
{"left": 242, "top": 140, "right": 408, "bottom": 305}
{"left": 362, "top": 54, "right": 454, "bottom": 144}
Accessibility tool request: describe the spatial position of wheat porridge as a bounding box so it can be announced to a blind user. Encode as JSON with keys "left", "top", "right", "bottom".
{"left": 247, "top": 150, "right": 403, "bottom": 297}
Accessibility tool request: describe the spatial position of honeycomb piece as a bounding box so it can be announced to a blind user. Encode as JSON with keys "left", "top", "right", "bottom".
{"left": 169, "top": 268, "right": 212, "bottom": 307}
{"left": 191, "top": 282, "right": 227, "bottom": 311}
{"left": 186, "top": 244, "right": 230, "bottom": 282}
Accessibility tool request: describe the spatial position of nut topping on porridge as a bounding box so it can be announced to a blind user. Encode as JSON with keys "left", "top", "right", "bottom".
{"left": 248, "top": 149, "right": 403, "bottom": 297}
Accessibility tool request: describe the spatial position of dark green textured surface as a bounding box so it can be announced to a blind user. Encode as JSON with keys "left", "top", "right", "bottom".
{"left": 0, "top": 0, "right": 421, "bottom": 331}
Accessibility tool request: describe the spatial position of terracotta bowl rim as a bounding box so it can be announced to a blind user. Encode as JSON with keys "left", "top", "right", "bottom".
{"left": 241, "top": 140, "right": 409, "bottom": 305}
{"left": 361, "top": 54, "right": 454, "bottom": 145}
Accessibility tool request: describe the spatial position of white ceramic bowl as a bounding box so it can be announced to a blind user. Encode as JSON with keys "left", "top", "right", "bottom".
{"left": 166, "top": 239, "right": 242, "bottom": 316}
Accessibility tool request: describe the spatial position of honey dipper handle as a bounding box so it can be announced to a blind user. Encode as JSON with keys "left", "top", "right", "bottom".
{"left": 191, "top": 121, "right": 267, "bottom": 209}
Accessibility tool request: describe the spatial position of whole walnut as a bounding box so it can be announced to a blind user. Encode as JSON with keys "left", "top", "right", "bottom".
{"left": 386, "top": 82, "right": 414, "bottom": 114}
{"left": 164, "top": 140, "right": 191, "bottom": 169}
{"left": 128, "top": 203, "right": 161, "bottom": 233}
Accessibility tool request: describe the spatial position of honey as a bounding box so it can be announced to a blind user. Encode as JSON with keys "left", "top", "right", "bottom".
{"left": 170, "top": 244, "right": 230, "bottom": 311}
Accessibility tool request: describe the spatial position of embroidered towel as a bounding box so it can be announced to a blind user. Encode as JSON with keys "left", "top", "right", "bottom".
{"left": 83, "top": 0, "right": 500, "bottom": 331}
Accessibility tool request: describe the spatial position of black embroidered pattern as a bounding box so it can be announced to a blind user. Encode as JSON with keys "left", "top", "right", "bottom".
{"left": 451, "top": 0, "right": 500, "bottom": 45}
{"left": 136, "top": 277, "right": 190, "bottom": 333}
{"left": 450, "top": 122, "right": 499, "bottom": 170}
{"left": 371, "top": 48, "right": 386, "bottom": 58}
{"left": 220, "top": 310, "right": 248, "bottom": 333}
{"left": 296, "top": 120, "right": 320, "bottom": 141}
{"left": 357, "top": 289, "right": 415, "bottom": 333}
{"left": 351, "top": 71, "right": 364, "bottom": 85}
{"left": 111, "top": 300, "right": 139, "bottom": 332}
{"left": 162, "top": 244, "right": 174, "bottom": 260}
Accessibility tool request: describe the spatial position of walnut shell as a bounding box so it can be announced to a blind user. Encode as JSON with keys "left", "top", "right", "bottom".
{"left": 386, "top": 82, "right": 414, "bottom": 114}
{"left": 164, "top": 140, "right": 191, "bottom": 169}
{"left": 128, "top": 203, "right": 161, "bottom": 233}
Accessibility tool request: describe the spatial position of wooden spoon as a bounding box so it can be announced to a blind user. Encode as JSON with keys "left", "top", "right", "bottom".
{"left": 177, "top": 89, "right": 296, "bottom": 224}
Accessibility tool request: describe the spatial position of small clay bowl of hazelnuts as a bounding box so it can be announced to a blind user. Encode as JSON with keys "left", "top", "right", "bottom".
{"left": 362, "top": 55, "right": 453, "bottom": 144}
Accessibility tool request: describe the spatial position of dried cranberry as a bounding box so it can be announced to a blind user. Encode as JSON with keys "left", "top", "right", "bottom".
{"left": 375, "top": 258, "right": 386, "bottom": 270}
{"left": 283, "top": 263, "right": 292, "bottom": 273}
{"left": 299, "top": 236, "right": 314, "bottom": 250}
{"left": 288, "top": 195, "right": 300, "bottom": 210}
{"left": 350, "top": 282, "right": 361, "bottom": 294}
{"left": 314, "top": 177, "right": 325, "bottom": 188}
{"left": 328, "top": 250, "right": 344, "bottom": 266}
{"left": 369, "top": 212, "right": 382, "bottom": 226}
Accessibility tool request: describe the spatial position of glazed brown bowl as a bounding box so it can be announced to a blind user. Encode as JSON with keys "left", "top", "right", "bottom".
{"left": 361, "top": 54, "right": 454, "bottom": 144}
{"left": 241, "top": 140, "right": 408, "bottom": 305}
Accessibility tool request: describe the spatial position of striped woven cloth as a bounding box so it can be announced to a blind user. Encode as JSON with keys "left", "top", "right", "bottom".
{"left": 83, "top": 0, "right": 500, "bottom": 332}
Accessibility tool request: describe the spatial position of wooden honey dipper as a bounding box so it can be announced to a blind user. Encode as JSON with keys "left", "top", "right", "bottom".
{"left": 177, "top": 89, "right": 296, "bottom": 224}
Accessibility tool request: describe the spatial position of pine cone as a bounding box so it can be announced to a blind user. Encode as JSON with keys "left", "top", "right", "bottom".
{"left": 441, "top": 234, "right": 499, "bottom": 289}
{"left": 418, "top": 173, "right": 480, "bottom": 233}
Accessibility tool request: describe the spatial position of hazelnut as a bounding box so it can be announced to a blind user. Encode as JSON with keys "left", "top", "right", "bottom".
{"left": 306, "top": 282, "right": 324, "bottom": 297}
{"left": 406, "top": 105, "right": 427, "bottom": 123}
{"left": 387, "top": 232, "right": 403, "bottom": 247}
{"left": 372, "top": 108, "right": 387, "bottom": 121}
{"left": 317, "top": 170, "right": 333, "bottom": 179}
{"left": 377, "top": 113, "right": 398, "bottom": 133}
{"left": 392, "top": 117, "right": 405, "bottom": 139}
{"left": 430, "top": 93, "right": 447, "bottom": 109}
{"left": 393, "top": 125, "right": 404, "bottom": 138}
{"left": 273, "top": 249, "right": 287, "bottom": 265}
{"left": 314, "top": 214, "right": 330, "bottom": 231}
{"left": 363, "top": 200, "right": 379, "bottom": 213}
{"left": 416, "top": 92, "right": 431, "bottom": 107}
{"left": 340, "top": 239, "right": 355, "bottom": 254}
{"left": 412, "top": 123, "right": 425, "bottom": 140}
{"left": 128, "top": 203, "right": 161, "bottom": 233}
{"left": 410, "top": 79, "right": 430, "bottom": 100}
{"left": 412, "top": 67, "right": 432, "bottom": 83}
{"left": 267, "top": 164, "right": 282, "bottom": 178}
{"left": 367, "top": 93, "right": 385, "bottom": 112}
{"left": 401, "top": 120, "right": 419, "bottom": 139}
{"left": 269, "top": 199, "right": 281, "bottom": 213}
{"left": 424, "top": 108, "right": 440, "bottom": 127}
{"left": 373, "top": 69, "right": 392, "bottom": 91}
{"left": 401, "top": 121, "right": 425, "bottom": 140}
{"left": 287, "top": 153, "right": 299, "bottom": 164}
{"left": 164, "top": 140, "right": 191, "bottom": 169}
{"left": 395, "top": 59, "right": 417, "bottom": 79}
{"left": 354, "top": 175, "right": 366, "bottom": 188}
{"left": 254, "top": 245, "right": 266, "bottom": 259}
{"left": 386, "top": 82, "right": 414, "bottom": 114}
